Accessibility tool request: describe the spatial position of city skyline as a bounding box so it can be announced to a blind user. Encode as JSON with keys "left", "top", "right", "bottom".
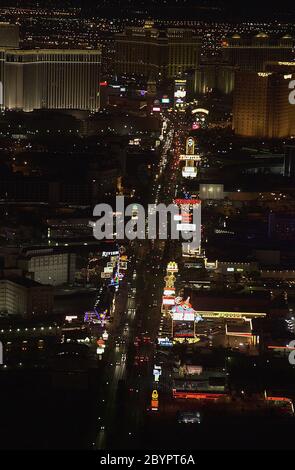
{"left": 0, "top": 0, "right": 295, "bottom": 459}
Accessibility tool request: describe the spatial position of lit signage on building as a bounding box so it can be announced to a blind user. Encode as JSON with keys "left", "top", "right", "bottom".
{"left": 158, "top": 337, "right": 173, "bottom": 347}
{"left": 173, "top": 390, "right": 225, "bottom": 400}
{"left": 102, "top": 251, "right": 119, "bottom": 257}
{"left": 104, "top": 266, "right": 114, "bottom": 274}
{"left": 153, "top": 365, "right": 162, "bottom": 382}
{"left": 172, "top": 312, "right": 195, "bottom": 321}
{"left": 164, "top": 273, "right": 176, "bottom": 288}
{"left": 186, "top": 137, "right": 195, "bottom": 154}
{"left": 101, "top": 272, "right": 112, "bottom": 279}
{"left": 179, "top": 154, "right": 201, "bottom": 161}
{"left": 152, "top": 390, "right": 158, "bottom": 400}
{"left": 163, "top": 296, "right": 175, "bottom": 306}
{"left": 174, "top": 79, "right": 187, "bottom": 108}
{"left": 191, "top": 108, "right": 209, "bottom": 115}
{"left": 102, "top": 330, "right": 109, "bottom": 341}
{"left": 151, "top": 389, "right": 159, "bottom": 410}
{"left": 174, "top": 90, "right": 186, "bottom": 99}
{"left": 185, "top": 365, "right": 203, "bottom": 375}
{"left": 119, "top": 261, "right": 128, "bottom": 270}
{"left": 182, "top": 167, "right": 198, "bottom": 178}
{"left": 164, "top": 288, "right": 175, "bottom": 296}
{"left": 174, "top": 199, "right": 201, "bottom": 206}
{"left": 171, "top": 298, "right": 203, "bottom": 323}
{"left": 65, "top": 315, "right": 78, "bottom": 323}
{"left": 167, "top": 261, "right": 178, "bottom": 273}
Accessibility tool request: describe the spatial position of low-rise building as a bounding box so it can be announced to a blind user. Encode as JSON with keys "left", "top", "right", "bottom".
{"left": 17, "top": 248, "right": 76, "bottom": 286}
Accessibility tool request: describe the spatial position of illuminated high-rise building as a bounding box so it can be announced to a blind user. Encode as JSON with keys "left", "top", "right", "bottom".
{"left": 233, "top": 70, "right": 295, "bottom": 138}
{"left": 0, "top": 23, "right": 20, "bottom": 108}
{"left": 4, "top": 49, "right": 101, "bottom": 112}
{"left": 222, "top": 33, "right": 294, "bottom": 72}
{"left": 194, "top": 33, "right": 294, "bottom": 97}
{"left": 0, "top": 24, "right": 101, "bottom": 112}
{"left": 194, "top": 62, "right": 236, "bottom": 95}
{"left": 195, "top": 33, "right": 294, "bottom": 96}
{"left": 0, "top": 23, "right": 19, "bottom": 49}
{"left": 115, "top": 21, "right": 200, "bottom": 79}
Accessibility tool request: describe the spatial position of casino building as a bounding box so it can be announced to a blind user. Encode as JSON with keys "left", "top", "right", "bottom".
{"left": 115, "top": 21, "right": 201, "bottom": 80}
{"left": 0, "top": 23, "right": 101, "bottom": 112}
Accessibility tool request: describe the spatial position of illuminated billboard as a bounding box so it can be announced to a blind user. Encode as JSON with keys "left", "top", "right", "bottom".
{"left": 182, "top": 166, "right": 198, "bottom": 178}
{"left": 186, "top": 137, "right": 195, "bottom": 155}
{"left": 171, "top": 298, "right": 203, "bottom": 338}
{"left": 174, "top": 79, "right": 187, "bottom": 108}
{"left": 179, "top": 154, "right": 201, "bottom": 161}
{"left": 101, "top": 272, "right": 112, "bottom": 279}
{"left": 167, "top": 261, "right": 178, "bottom": 273}
{"left": 172, "top": 312, "right": 195, "bottom": 321}
{"left": 153, "top": 365, "right": 162, "bottom": 382}
{"left": 164, "top": 288, "right": 175, "bottom": 296}
{"left": 119, "top": 261, "right": 128, "bottom": 270}
{"left": 163, "top": 296, "right": 175, "bottom": 306}
{"left": 151, "top": 390, "right": 159, "bottom": 411}
{"left": 185, "top": 365, "right": 203, "bottom": 375}
{"left": 174, "top": 199, "right": 201, "bottom": 206}
{"left": 174, "top": 90, "right": 186, "bottom": 99}
{"left": 173, "top": 320, "right": 195, "bottom": 337}
{"left": 158, "top": 337, "right": 173, "bottom": 347}
{"left": 104, "top": 266, "right": 114, "bottom": 274}
{"left": 164, "top": 273, "right": 176, "bottom": 288}
{"left": 192, "top": 108, "right": 209, "bottom": 115}
{"left": 179, "top": 137, "right": 201, "bottom": 162}
{"left": 65, "top": 315, "right": 78, "bottom": 322}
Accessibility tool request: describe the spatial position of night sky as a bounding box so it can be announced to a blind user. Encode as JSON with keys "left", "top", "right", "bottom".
{"left": 3, "top": 0, "right": 295, "bottom": 21}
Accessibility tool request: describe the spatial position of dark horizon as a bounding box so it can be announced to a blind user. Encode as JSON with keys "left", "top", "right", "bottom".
{"left": 2, "top": 0, "right": 295, "bottom": 21}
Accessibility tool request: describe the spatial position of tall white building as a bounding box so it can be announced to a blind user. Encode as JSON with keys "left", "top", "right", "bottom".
{"left": 4, "top": 49, "right": 101, "bottom": 112}
{"left": 0, "top": 23, "right": 101, "bottom": 112}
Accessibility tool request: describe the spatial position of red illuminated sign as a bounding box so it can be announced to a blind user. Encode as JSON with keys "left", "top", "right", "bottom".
{"left": 173, "top": 390, "right": 226, "bottom": 400}
{"left": 174, "top": 199, "right": 201, "bottom": 205}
